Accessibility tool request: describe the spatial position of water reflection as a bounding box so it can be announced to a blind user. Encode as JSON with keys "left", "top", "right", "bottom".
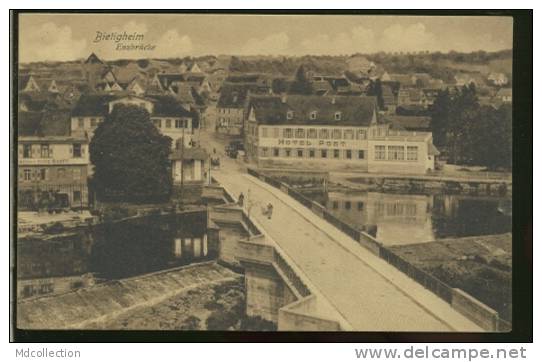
{"left": 304, "top": 190, "right": 512, "bottom": 245}
{"left": 17, "top": 211, "right": 214, "bottom": 299}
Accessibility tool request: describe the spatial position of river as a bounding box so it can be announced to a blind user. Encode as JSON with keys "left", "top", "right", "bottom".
{"left": 302, "top": 190, "right": 512, "bottom": 245}
{"left": 17, "top": 211, "right": 217, "bottom": 298}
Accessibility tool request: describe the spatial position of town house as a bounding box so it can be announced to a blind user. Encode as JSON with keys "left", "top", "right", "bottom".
{"left": 71, "top": 94, "right": 198, "bottom": 148}
{"left": 18, "top": 110, "right": 90, "bottom": 210}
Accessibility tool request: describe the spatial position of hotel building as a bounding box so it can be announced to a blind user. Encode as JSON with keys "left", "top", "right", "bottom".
{"left": 245, "top": 95, "right": 438, "bottom": 174}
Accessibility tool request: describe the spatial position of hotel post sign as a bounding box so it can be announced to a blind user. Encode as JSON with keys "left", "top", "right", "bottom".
{"left": 267, "top": 138, "right": 363, "bottom": 149}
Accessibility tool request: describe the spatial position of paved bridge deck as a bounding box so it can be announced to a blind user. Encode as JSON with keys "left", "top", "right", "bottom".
{"left": 213, "top": 167, "right": 482, "bottom": 331}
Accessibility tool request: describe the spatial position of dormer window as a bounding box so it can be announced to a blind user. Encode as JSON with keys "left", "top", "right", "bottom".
{"left": 310, "top": 111, "right": 317, "bottom": 120}
{"left": 335, "top": 112, "right": 342, "bottom": 121}
{"left": 287, "top": 111, "right": 294, "bottom": 120}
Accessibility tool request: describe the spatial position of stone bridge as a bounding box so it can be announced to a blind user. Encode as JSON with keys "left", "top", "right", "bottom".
{"left": 213, "top": 168, "right": 492, "bottom": 332}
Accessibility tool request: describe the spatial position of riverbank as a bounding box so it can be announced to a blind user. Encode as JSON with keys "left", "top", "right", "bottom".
{"left": 389, "top": 233, "right": 512, "bottom": 322}
{"left": 337, "top": 174, "right": 511, "bottom": 195}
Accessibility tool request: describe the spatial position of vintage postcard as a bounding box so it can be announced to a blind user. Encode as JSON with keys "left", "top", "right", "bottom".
{"left": 11, "top": 12, "right": 527, "bottom": 338}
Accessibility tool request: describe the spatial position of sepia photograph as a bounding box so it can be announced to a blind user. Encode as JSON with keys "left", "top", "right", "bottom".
{"left": 9, "top": 10, "right": 532, "bottom": 342}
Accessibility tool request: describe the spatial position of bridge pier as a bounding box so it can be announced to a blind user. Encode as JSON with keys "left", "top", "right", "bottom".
{"left": 237, "top": 239, "right": 346, "bottom": 331}
{"left": 242, "top": 261, "right": 297, "bottom": 324}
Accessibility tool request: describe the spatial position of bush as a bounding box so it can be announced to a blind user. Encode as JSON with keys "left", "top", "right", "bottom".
{"left": 42, "top": 222, "right": 64, "bottom": 234}
{"left": 179, "top": 316, "right": 201, "bottom": 330}
{"left": 102, "top": 206, "right": 135, "bottom": 222}
{"left": 240, "top": 316, "right": 277, "bottom": 331}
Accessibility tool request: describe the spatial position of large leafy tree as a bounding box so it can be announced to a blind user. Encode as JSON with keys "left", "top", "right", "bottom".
{"left": 89, "top": 104, "right": 172, "bottom": 203}
{"left": 430, "top": 85, "right": 512, "bottom": 170}
{"left": 465, "top": 104, "right": 512, "bottom": 170}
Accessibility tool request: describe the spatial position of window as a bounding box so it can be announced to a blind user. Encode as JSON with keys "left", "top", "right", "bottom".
{"left": 90, "top": 118, "right": 97, "bottom": 128}
{"left": 73, "top": 190, "right": 81, "bottom": 203}
{"left": 357, "top": 129, "right": 367, "bottom": 140}
{"left": 287, "top": 111, "right": 294, "bottom": 120}
{"left": 335, "top": 112, "right": 342, "bottom": 121}
{"left": 333, "top": 149, "right": 340, "bottom": 158}
{"left": 39, "top": 284, "right": 53, "bottom": 294}
{"left": 295, "top": 128, "right": 305, "bottom": 138}
{"left": 388, "top": 146, "right": 405, "bottom": 161}
{"left": 39, "top": 169, "right": 47, "bottom": 181}
{"left": 358, "top": 150, "right": 365, "bottom": 159}
{"left": 309, "top": 149, "right": 315, "bottom": 158}
{"left": 307, "top": 129, "right": 317, "bottom": 139}
{"left": 357, "top": 202, "right": 364, "bottom": 211}
{"left": 375, "top": 145, "right": 386, "bottom": 160}
{"left": 261, "top": 147, "right": 269, "bottom": 157}
{"left": 71, "top": 143, "right": 81, "bottom": 158}
{"left": 285, "top": 148, "right": 291, "bottom": 157}
{"left": 344, "top": 129, "right": 354, "bottom": 140}
{"left": 319, "top": 129, "right": 329, "bottom": 139}
{"left": 332, "top": 129, "right": 342, "bottom": 139}
{"left": 407, "top": 146, "right": 418, "bottom": 161}
{"left": 153, "top": 119, "right": 161, "bottom": 128}
{"left": 283, "top": 128, "right": 293, "bottom": 138}
{"left": 73, "top": 168, "right": 81, "bottom": 180}
{"left": 406, "top": 204, "right": 417, "bottom": 216}
{"left": 22, "top": 285, "right": 35, "bottom": 298}
{"left": 57, "top": 168, "right": 66, "bottom": 179}
{"left": 345, "top": 201, "right": 351, "bottom": 210}
{"left": 272, "top": 128, "right": 280, "bottom": 138}
{"left": 345, "top": 150, "right": 352, "bottom": 159}
{"left": 23, "top": 169, "right": 31, "bottom": 181}
{"left": 78, "top": 118, "right": 84, "bottom": 128}
{"left": 166, "top": 119, "right": 172, "bottom": 128}
{"left": 23, "top": 144, "right": 31, "bottom": 158}
{"left": 273, "top": 148, "right": 279, "bottom": 157}
{"left": 310, "top": 111, "right": 317, "bottom": 120}
{"left": 40, "top": 144, "right": 50, "bottom": 158}
{"left": 321, "top": 149, "right": 327, "bottom": 158}
{"left": 297, "top": 149, "right": 303, "bottom": 158}
{"left": 175, "top": 119, "right": 184, "bottom": 128}
{"left": 332, "top": 201, "right": 339, "bottom": 209}
{"left": 262, "top": 128, "right": 269, "bottom": 137}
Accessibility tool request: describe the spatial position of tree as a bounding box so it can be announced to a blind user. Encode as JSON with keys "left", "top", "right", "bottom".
{"left": 430, "top": 84, "right": 511, "bottom": 170}
{"left": 89, "top": 104, "right": 172, "bottom": 203}
{"left": 448, "top": 84, "right": 479, "bottom": 164}
{"left": 366, "top": 79, "right": 385, "bottom": 110}
{"left": 430, "top": 85, "right": 479, "bottom": 164}
{"left": 272, "top": 78, "right": 289, "bottom": 94}
{"left": 466, "top": 104, "right": 512, "bottom": 170}
{"left": 289, "top": 65, "right": 313, "bottom": 95}
{"left": 229, "top": 56, "right": 244, "bottom": 72}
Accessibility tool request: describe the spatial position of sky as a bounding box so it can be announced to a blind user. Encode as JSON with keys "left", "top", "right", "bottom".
{"left": 18, "top": 14, "right": 513, "bottom": 63}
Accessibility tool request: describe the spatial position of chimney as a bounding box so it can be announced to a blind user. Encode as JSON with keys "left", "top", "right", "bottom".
{"left": 281, "top": 93, "right": 287, "bottom": 103}
{"left": 331, "top": 96, "right": 336, "bottom": 105}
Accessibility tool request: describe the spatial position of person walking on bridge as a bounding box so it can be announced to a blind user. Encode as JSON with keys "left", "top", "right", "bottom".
{"left": 238, "top": 192, "right": 245, "bottom": 208}
{"left": 266, "top": 202, "right": 273, "bottom": 220}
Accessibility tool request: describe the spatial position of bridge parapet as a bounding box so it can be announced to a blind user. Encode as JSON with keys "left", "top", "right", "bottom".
{"left": 237, "top": 226, "right": 351, "bottom": 330}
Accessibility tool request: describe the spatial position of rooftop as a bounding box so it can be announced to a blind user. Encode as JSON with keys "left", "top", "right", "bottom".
{"left": 249, "top": 94, "right": 378, "bottom": 127}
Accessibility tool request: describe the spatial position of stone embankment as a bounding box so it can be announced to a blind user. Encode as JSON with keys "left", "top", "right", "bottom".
{"left": 17, "top": 262, "right": 241, "bottom": 330}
